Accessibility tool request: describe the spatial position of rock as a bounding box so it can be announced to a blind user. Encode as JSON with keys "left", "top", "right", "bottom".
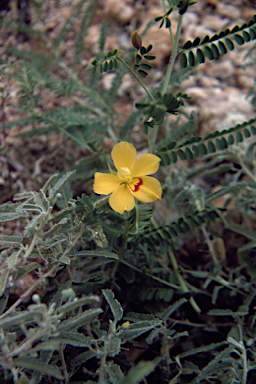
{"left": 117, "top": 73, "right": 147, "bottom": 100}
{"left": 205, "top": 60, "right": 235, "bottom": 81}
{"left": 184, "top": 83, "right": 255, "bottom": 137}
{"left": 217, "top": 3, "right": 241, "bottom": 20}
{"left": 101, "top": 73, "right": 116, "bottom": 92}
{"left": 186, "top": 86, "right": 208, "bottom": 103}
{"left": 214, "top": 112, "right": 250, "bottom": 132}
{"left": 201, "top": 14, "right": 229, "bottom": 31}
{"left": 181, "top": 12, "right": 200, "bottom": 41}
{"left": 103, "top": 0, "right": 134, "bottom": 25}
{"left": 242, "top": 8, "right": 256, "bottom": 20}
{"left": 236, "top": 71, "right": 254, "bottom": 90}
{"left": 197, "top": 75, "right": 220, "bottom": 87}
{"left": 193, "top": 24, "right": 217, "bottom": 40}
{"left": 83, "top": 25, "right": 100, "bottom": 55}
{"left": 117, "top": 32, "right": 132, "bottom": 50}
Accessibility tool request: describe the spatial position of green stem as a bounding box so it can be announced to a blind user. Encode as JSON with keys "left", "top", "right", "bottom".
{"left": 238, "top": 155, "right": 256, "bottom": 185}
{"left": 120, "top": 259, "right": 180, "bottom": 290}
{"left": 228, "top": 329, "right": 248, "bottom": 384}
{"left": 0, "top": 266, "right": 56, "bottom": 320}
{"left": 116, "top": 54, "right": 155, "bottom": 101}
{"left": 162, "top": 13, "right": 183, "bottom": 95}
{"left": 168, "top": 247, "right": 201, "bottom": 313}
{"left": 148, "top": 124, "right": 158, "bottom": 154}
{"left": 151, "top": 217, "right": 201, "bottom": 313}
{"left": 99, "top": 350, "right": 107, "bottom": 384}
{"left": 59, "top": 344, "right": 69, "bottom": 384}
{"left": 201, "top": 224, "right": 219, "bottom": 265}
{"left": 161, "top": 0, "right": 174, "bottom": 44}
{"left": 149, "top": 13, "right": 184, "bottom": 154}
{"left": 110, "top": 217, "right": 132, "bottom": 279}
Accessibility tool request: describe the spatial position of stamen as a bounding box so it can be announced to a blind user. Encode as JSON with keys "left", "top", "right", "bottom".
{"left": 117, "top": 166, "right": 132, "bottom": 183}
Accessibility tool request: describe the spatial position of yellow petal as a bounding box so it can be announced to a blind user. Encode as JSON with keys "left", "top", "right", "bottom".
{"left": 111, "top": 142, "right": 137, "bottom": 172}
{"left": 131, "top": 154, "right": 160, "bottom": 177}
{"left": 109, "top": 184, "right": 135, "bottom": 214}
{"left": 129, "top": 176, "right": 162, "bottom": 202}
{"left": 93, "top": 173, "right": 121, "bottom": 195}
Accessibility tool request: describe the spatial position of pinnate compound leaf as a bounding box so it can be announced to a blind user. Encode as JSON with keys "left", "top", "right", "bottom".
{"left": 144, "top": 55, "right": 156, "bottom": 61}
{"left": 245, "top": 141, "right": 256, "bottom": 162}
{"left": 204, "top": 46, "right": 214, "bottom": 60}
{"left": 185, "top": 147, "right": 194, "bottom": 160}
{"left": 188, "top": 51, "right": 195, "bottom": 66}
{"left": 211, "top": 43, "right": 220, "bottom": 58}
{"left": 180, "top": 52, "right": 188, "bottom": 68}
{"left": 234, "top": 34, "right": 244, "bottom": 45}
{"left": 242, "top": 30, "right": 251, "bottom": 42}
{"left": 225, "top": 37, "right": 234, "bottom": 50}
{"left": 192, "top": 36, "right": 200, "bottom": 46}
{"left": 138, "top": 69, "right": 148, "bottom": 78}
{"left": 251, "top": 125, "right": 256, "bottom": 135}
{"left": 140, "top": 63, "right": 152, "bottom": 71}
{"left": 218, "top": 40, "right": 227, "bottom": 54}
{"left": 196, "top": 48, "right": 205, "bottom": 63}
{"left": 171, "top": 151, "right": 178, "bottom": 163}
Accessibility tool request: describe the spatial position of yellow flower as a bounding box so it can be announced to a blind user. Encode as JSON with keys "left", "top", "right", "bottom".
{"left": 93, "top": 142, "right": 162, "bottom": 214}
{"left": 123, "top": 321, "right": 130, "bottom": 327}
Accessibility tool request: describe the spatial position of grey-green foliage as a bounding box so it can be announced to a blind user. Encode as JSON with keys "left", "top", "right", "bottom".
{"left": 0, "top": 283, "right": 162, "bottom": 383}
{"left": 0, "top": 293, "right": 102, "bottom": 381}
{"left": 0, "top": 170, "right": 168, "bottom": 382}
{"left": 0, "top": 171, "right": 116, "bottom": 298}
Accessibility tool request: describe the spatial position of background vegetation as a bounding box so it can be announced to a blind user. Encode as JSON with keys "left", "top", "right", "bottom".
{"left": 0, "top": 0, "right": 256, "bottom": 383}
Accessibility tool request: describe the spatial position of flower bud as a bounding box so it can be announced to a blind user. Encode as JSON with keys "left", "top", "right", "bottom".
{"left": 131, "top": 30, "right": 142, "bottom": 50}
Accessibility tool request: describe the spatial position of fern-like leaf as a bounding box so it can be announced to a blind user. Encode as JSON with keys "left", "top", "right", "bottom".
{"left": 180, "top": 15, "right": 256, "bottom": 68}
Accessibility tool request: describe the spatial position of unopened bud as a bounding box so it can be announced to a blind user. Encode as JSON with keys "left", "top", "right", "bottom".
{"left": 32, "top": 294, "right": 40, "bottom": 304}
{"left": 131, "top": 31, "right": 142, "bottom": 50}
{"left": 61, "top": 288, "right": 76, "bottom": 302}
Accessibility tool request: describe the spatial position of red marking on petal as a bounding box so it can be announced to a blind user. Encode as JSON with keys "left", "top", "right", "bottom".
{"left": 128, "top": 177, "right": 143, "bottom": 192}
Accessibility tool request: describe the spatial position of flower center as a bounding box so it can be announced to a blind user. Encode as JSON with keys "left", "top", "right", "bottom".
{"left": 117, "top": 166, "right": 132, "bottom": 183}
{"left": 117, "top": 167, "right": 143, "bottom": 192}
{"left": 128, "top": 177, "right": 143, "bottom": 192}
